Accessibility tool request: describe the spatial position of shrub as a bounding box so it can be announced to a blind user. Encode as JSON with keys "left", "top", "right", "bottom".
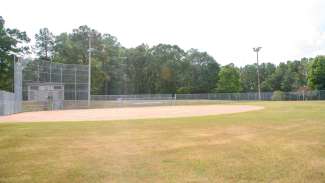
{"left": 176, "top": 87, "right": 191, "bottom": 94}
{"left": 272, "top": 91, "right": 286, "bottom": 101}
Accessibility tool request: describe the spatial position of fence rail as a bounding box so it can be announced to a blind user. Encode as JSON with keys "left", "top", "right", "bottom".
{"left": 92, "top": 90, "right": 325, "bottom": 101}
{"left": 175, "top": 90, "right": 325, "bottom": 101}
{"left": 92, "top": 94, "right": 174, "bottom": 100}
{"left": 3, "top": 89, "right": 325, "bottom": 114}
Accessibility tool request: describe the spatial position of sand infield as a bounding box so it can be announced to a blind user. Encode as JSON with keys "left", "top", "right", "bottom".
{"left": 0, "top": 105, "right": 264, "bottom": 123}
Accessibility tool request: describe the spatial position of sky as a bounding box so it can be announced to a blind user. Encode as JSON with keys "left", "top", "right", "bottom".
{"left": 1, "top": 0, "right": 325, "bottom": 66}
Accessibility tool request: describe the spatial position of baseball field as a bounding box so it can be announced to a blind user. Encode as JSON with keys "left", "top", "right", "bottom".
{"left": 1, "top": 101, "right": 325, "bottom": 182}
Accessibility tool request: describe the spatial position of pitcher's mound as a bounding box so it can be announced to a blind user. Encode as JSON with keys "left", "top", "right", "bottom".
{"left": 0, "top": 105, "right": 264, "bottom": 123}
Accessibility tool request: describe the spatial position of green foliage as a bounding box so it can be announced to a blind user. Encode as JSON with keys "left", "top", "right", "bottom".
{"left": 259, "top": 63, "right": 276, "bottom": 91}
{"left": 271, "top": 91, "right": 286, "bottom": 101}
{"left": 35, "top": 28, "right": 54, "bottom": 60}
{"left": 217, "top": 64, "right": 241, "bottom": 92}
{"left": 0, "top": 16, "right": 30, "bottom": 92}
{"left": 125, "top": 44, "right": 151, "bottom": 94}
{"left": 176, "top": 87, "right": 192, "bottom": 94}
{"left": 149, "top": 44, "right": 186, "bottom": 93}
{"left": 185, "top": 49, "right": 220, "bottom": 93}
{"left": 240, "top": 64, "right": 258, "bottom": 92}
{"left": 0, "top": 56, "right": 14, "bottom": 92}
{"left": 53, "top": 28, "right": 221, "bottom": 94}
{"left": 262, "top": 60, "right": 309, "bottom": 92}
{"left": 53, "top": 26, "right": 124, "bottom": 94}
{"left": 1, "top": 17, "right": 322, "bottom": 94}
{"left": 308, "top": 56, "right": 325, "bottom": 90}
{"left": 240, "top": 63, "right": 277, "bottom": 92}
{"left": 53, "top": 26, "right": 101, "bottom": 65}
{"left": 0, "top": 16, "right": 30, "bottom": 58}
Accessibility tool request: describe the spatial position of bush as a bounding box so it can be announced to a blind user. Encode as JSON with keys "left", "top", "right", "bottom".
{"left": 272, "top": 91, "right": 286, "bottom": 101}
{"left": 176, "top": 87, "right": 192, "bottom": 94}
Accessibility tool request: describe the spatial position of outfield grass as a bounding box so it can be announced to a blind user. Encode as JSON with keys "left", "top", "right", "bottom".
{"left": 1, "top": 102, "right": 325, "bottom": 182}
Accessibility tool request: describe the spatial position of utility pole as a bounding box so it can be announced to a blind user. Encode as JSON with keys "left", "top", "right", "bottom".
{"left": 253, "top": 47, "right": 262, "bottom": 100}
{"left": 88, "top": 33, "right": 92, "bottom": 107}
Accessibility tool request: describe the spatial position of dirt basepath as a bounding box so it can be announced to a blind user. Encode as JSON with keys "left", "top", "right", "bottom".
{"left": 0, "top": 105, "right": 264, "bottom": 123}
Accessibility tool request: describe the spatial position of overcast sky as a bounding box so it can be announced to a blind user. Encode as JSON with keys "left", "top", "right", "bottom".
{"left": 1, "top": 0, "right": 324, "bottom": 66}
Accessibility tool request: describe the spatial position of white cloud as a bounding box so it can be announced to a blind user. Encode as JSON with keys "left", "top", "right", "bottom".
{"left": 1, "top": 0, "right": 324, "bottom": 65}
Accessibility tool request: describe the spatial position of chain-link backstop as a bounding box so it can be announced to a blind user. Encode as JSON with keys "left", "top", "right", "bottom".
{"left": 21, "top": 60, "right": 89, "bottom": 111}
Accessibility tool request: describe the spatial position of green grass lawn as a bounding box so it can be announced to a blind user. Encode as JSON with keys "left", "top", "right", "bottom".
{"left": 1, "top": 102, "right": 325, "bottom": 182}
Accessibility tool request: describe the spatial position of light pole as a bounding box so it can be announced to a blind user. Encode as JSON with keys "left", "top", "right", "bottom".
{"left": 253, "top": 47, "right": 262, "bottom": 100}
{"left": 88, "top": 33, "right": 93, "bottom": 107}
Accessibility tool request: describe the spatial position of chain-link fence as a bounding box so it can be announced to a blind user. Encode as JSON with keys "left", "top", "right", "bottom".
{"left": 0, "top": 60, "right": 22, "bottom": 116}
{"left": 14, "top": 59, "right": 22, "bottom": 113}
{"left": 21, "top": 60, "right": 89, "bottom": 112}
{"left": 90, "top": 94, "right": 176, "bottom": 108}
{"left": 87, "top": 90, "right": 325, "bottom": 108}
{"left": 92, "top": 94, "right": 174, "bottom": 100}
{"left": 2, "top": 58, "right": 325, "bottom": 115}
{"left": 175, "top": 91, "right": 325, "bottom": 101}
{"left": 0, "top": 90, "right": 17, "bottom": 115}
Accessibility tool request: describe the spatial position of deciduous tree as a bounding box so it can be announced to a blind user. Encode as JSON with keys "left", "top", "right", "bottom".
{"left": 0, "top": 16, "right": 30, "bottom": 92}
{"left": 308, "top": 56, "right": 325, "bottom": 90}
{"left": 217, "top": 64, "right": 241, "bottom": 92}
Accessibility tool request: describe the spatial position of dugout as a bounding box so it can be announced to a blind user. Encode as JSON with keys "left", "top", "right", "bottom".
{"left": 27, "top": 82, "right": 64, "bottom": 110}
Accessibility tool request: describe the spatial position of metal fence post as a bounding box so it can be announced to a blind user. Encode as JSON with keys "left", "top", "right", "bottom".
{"left": 74, "top": 68, "right": 77, "bottom": 102}
{"left": 37, "top": 63, "right": 40, "bottom": 82}
{"left": 60, "top": 67, "right": 63, "bottom": 83}
{"left": 50, "top": 62, "right": 52, "bottom": 82}
{"left": 14, "top": 58, "right": 22, "bottom": 113}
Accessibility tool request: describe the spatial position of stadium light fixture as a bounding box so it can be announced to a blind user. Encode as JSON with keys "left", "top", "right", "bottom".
{"left": 253, "top": 47, "right": 262, "bottom": 100}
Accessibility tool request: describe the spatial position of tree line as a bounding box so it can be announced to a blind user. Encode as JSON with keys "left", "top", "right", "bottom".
{"left": 1, "top": 16, "right": 325, "bottom": 94}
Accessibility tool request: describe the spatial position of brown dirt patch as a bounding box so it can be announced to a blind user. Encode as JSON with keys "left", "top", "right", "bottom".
{"left": 0, "top": 105, "right": 263, "bottom": 123}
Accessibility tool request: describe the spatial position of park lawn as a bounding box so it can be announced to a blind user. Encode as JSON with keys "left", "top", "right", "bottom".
{"left": 1, "top": 102, "right": 325, "bottom": 182}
